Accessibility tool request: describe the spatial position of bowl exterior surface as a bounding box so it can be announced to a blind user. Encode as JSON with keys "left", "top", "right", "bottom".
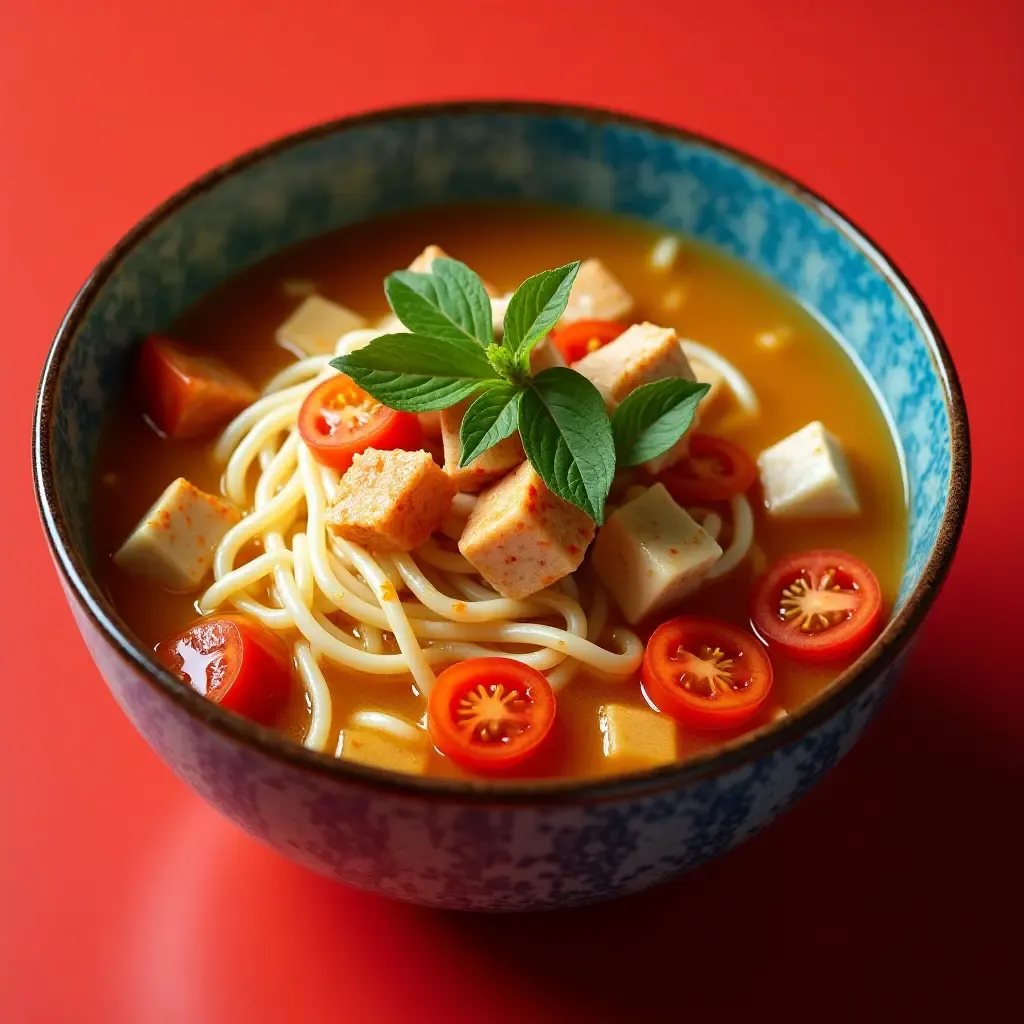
{"left": 39, "top": 107, "right": 952, "bottom": 909}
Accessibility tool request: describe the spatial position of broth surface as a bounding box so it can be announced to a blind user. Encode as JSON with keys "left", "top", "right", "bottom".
{"left": 93, "top": 203, "right": 908, "bottom": 780}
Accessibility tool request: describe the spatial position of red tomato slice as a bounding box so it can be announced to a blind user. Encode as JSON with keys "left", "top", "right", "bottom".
{"left": 751, "top": 550, "right": 883, "bottom": 661}
{"left": 657, "top": 434, "right": 757, "bottom": 504}
{"left": 298, "top": 375, "right": 423, "bottom": 472}
{"left": 136, "top": 335, "right": 258, "bottom": 439}
{"left": 642, "top": 616, "right": 773, "bottom": 730}
{"left": 155, "top": 615, "right": 293, "bottom": 726}
{"left": 428, "top": 658, "right": 556, "bottom": 772}
{"left": 549, "top": 319, "right": 628, "bottom": 363}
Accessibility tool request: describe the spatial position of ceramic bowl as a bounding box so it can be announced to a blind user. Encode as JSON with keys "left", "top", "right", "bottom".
{"left": 33, "top": 102, "right": 969, "bottom": 911}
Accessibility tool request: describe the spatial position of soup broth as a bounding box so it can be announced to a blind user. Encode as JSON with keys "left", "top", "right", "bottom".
{"left": 93, "top": 203, "right": 907, "bottom": 781}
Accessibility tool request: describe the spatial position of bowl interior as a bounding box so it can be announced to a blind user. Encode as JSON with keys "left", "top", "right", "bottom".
{"left": 41, "top": 105, "right": 956, "bottom": 624}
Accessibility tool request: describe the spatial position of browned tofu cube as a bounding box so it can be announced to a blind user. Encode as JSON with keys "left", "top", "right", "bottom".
{"left": 408, "top": 244, "right": 498, "bottom": 297}
{"left": 561, "top": 258, "right": 634, "bottom": 324}
{"left": 572, "top": 321, "right": 695, "bottom": 410}
{"left": 325, "top": 448, "right": 456, "bottom": 551}
{"left": 458, "top": 462, "right": 596, "bottom": 599}
{"left": 440, "top": 398, "right": 525, "bottom": 492}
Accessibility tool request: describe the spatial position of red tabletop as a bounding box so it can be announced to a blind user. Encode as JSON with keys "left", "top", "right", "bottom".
{"left": 3, "top": 2, "right": 1020, "bottom": 1020}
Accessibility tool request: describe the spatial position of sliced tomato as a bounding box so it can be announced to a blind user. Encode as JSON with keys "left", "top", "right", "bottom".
{"left": 136, "top": 335, "right": 258, "bottom": 439}
{"left": 298, "top": 375, "right": 423, "bottom": 472}
{"left": 642, "top": 616, "right": 773, "bottom": 731}
{"left": 656, "top": 434, "right": 757, "bottom": 504}
{"left": 751, "top": 550, "right": 883, "bottom": 661}
{"left": 549, "top": 319, "right": 628, "bottom": 363}
{"left": 155, "top": 614, "right": 293, "bottom": 726}
{"left": 428, "top": 658, "right": 556, "bottom": 772}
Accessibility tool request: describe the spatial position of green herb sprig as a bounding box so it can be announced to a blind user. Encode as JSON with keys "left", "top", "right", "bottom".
{"left": 331, "top": 258, "right": 708, "bottom": 524}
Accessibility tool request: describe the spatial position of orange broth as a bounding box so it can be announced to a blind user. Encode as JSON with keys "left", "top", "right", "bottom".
{"left": 92, "top": 203, "right": 908, "bottom": 780}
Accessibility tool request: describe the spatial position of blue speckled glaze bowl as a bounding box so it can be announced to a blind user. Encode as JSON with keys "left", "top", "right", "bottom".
{"left": 33, "top": 103, "right": 969, "bottom": 911}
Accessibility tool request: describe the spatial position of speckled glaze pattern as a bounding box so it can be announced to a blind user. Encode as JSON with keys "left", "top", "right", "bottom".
{"left": 35, "top": 105, "right": 966, "bottom": 910}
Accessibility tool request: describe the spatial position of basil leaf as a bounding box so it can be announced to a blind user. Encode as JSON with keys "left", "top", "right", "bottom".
{"left": 458, "top": 384, "right": 523, "bottom": 467}
{"left": 331, "top": 334, "right": 499, "bottom": 412}
{"left": 503, "top": 262, "right": 580, "bottom": 367}
{"left": 611, "top": 378, "right": 711, "bottom": 467}
{"left": 385, "top": 258, "right": 492, "bottom": 347}
{"left": 518, "top": 367, "right": 615, "bottom": 524}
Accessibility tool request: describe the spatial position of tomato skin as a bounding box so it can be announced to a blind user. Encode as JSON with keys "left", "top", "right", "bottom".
{"left": 642, "top": 616, "right": 773, "bottom": 731}
{"left": 428, "top": 658, "right": 556, "bottom": 772}
{"left": 155, "top": 615, "right": 293, "bottom": 726}
{"left": 550, "top": 319, "right": 629, "bottom": 363}
{"left": 136, "top": 335, "right": 258, "bottom": 439}
{"left": 298, "top": 375, "right": 423, "bottom": 472}
{"left": 656, "top": 434, "right": 757, "bottom": 504}
{"left": 751, "top": 550, "right": 883, "bottom": 662}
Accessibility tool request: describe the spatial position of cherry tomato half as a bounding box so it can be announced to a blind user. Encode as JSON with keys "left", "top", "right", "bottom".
{"left": 298, "top": 375, "right": 422, "bottom": 472}
{"left": 656, "top": 434, "right": 757, "bottom": 504}
{"left": 751, "top": 550, "right": 883, "bottom": 661}
{"left": 550, "top": 319, "right": 628, "bottom": 363}
{"left": 428, "top": 658, "right": 556, "bottom": 772}
{"left": 642, "top": 616, "right": 773, "bottom": 731}
{"left": 155, "top": 614, "right": 293, "bottom": 726}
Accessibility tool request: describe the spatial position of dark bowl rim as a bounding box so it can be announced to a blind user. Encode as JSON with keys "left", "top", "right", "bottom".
{"left": 32, "top": 99, "right": 971, "bottom": 806}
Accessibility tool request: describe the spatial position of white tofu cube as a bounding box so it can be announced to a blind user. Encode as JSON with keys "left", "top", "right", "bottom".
{"left": 459, "top": 462, "right": 596, "bottom": 599}
{"left": 113, "top": 478, "right": 240, "bottom": 592}
{"left": 277, "top": 295, "right": 367, "bottom": 356}
{"left": 599, "top": 704, "right": 677, "bottom": 769}
{"left": 757, "top": 421, "right": 860, "bottom": 517}
{"left": 528, "top": 334, "right": 566, "bottom": 374}
{"left": 408, "top": 245, "right": 498, "bottom": 296}
{"left": 572, "top": 322, "right": 695, "bottom": 411}
{"left": 592, "top": 484, "right": 722, "bottom": 624}
{"left": 561, "top": 258, "right": 634, "bottom": 324}
{"left": 337, "top": 727, "right": 430, "bottom": 774}
{"left": 440, "top": 398, "right": 525, "bottom": 492}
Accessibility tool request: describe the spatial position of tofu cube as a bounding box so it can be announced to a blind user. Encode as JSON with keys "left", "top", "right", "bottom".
{"left": 325, "top": 448, "right": 456, "bottom": 551}
{"left": 592, "top": 484, "right": 722, "bottom": 624}
{"left": 113, "top": 478, "right": 240, "bottom": 592}
{"left": 572, "top": 322, "right": 695, "bottom": 410}
{"left": 337, "top": 728, "right": 430, "bottom": 774}
{"left": 459, "top": 462, "right": 596, "bottom": 599}
{"left": 440, "top": 398, "right": 525, "bottom": 492}
{"left": 277, "top": 295, "right": 366, "bottom": 356}
{"left": 408, "top": 244, "right": 498, "bottom": 296}
{"left": 600, "top": 704, "right": 678, "bottom": 770}
{"left": 528, "top": 335, "right": 566, "bottom": 374}
{"left": 561, "top": 258, "right": 634, "bottom": 324}
{"left": 757, "top": 421, "right": 861, "bottom": 517}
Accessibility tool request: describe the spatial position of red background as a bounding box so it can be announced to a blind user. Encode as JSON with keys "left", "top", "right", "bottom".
{"left": 2, "top": 1, "right": 1020, "bottom": 1020}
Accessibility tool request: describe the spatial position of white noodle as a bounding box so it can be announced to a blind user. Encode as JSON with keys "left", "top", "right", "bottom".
{"left": 682, "top": 340, "right": 760, "bottom": 417}
{"left": 349, "top": 711, "right": 424, "bottom": 743}
{"left": 707, "top": 494, "right": 755, "bottom": 579}
{"left": 294, "top": 642, "right": 331, "bottom": 752}
{"left": 649, "top": 235, "right": 681, "bottom": 271}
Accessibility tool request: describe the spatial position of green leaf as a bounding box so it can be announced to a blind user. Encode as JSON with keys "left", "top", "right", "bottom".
{"left": 611, "top": 378, "right": 711, "bottom": 467}
{"left": 384, "top": 258, "right": 492, "bottom": 347}
{"left": 458, "top": 384, "right": 523, "bottom": 467}
{"left": 330, "top": 334, "right": 499, "bottom": 412}
{"left": 502, "top": 262, "right": 580, "bottom": 367}
{"left": 518, "top": 367, "right": 615, "bottom": 524}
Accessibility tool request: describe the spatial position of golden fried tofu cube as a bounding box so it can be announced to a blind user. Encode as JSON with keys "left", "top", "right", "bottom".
{"left": 439, "top": 398, "right": 525, "bottom": 492}
{"left": 337, "top": 728, "right": 430, "bottom": 774}
{"left": 325, "top": 448, "right": 456, "bottom": 551}
{"left": 459, "top": 462, "right": 596, "bottom": 599}
{"left": 561, "top": 258, "right": 634, "bottom": 324}
{"left": 572, "top": 322, "right": 695, "bottom": 410}
{"left": 600, "top": 704, "right": 678, "bottom": 769}
{"left": 113, "top": 478, "right": 240, "bottom": 592}
{"left": 276, "top": 295, "right": 367, "bottom": 356}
